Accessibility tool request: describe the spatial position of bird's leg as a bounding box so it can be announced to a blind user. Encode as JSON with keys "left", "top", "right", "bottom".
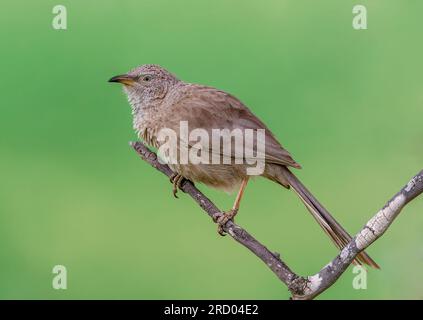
{"left": 169, "top": 173, "right": 186, "bottom": 198}
{"left": 214, "top": 177, "right": 249, "bottom": 236}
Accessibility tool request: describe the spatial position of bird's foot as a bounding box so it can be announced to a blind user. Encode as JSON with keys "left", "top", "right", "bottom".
{"left": 213, "top": 209, "right": 238, "bottom": 236}
{"left": 170, "top": 173, "right": 186, "bottom": 198}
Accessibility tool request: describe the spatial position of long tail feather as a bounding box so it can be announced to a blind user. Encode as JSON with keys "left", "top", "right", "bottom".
{"left": 279, "top": 166, "right": 380, "bottom": 269}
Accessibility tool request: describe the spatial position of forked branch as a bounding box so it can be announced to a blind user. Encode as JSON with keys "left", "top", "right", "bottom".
{"left": 131, "top": 141, "right": 423, "bottom": 300}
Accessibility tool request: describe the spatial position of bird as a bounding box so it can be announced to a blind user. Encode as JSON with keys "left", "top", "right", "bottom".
{"left": 109, "top": 64, "right": 379, "bottom": 268}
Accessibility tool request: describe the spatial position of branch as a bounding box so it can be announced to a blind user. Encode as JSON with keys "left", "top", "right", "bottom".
{"left": 130, "top": 141, "right": 423, "bottom": 299}
{"left": 291, "top": 169, "right": 423, "bottom": 299}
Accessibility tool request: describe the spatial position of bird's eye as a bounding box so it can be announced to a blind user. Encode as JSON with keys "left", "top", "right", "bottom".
{"left": 143, "top": 75, "right": 151, "bottom": 82}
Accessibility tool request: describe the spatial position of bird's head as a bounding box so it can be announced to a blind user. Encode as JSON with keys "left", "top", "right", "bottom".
{"left": 109, "top": 64, "right": 179, "bottom": 108}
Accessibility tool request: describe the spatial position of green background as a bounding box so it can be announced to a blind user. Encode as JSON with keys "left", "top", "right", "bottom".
{"left": 0, "top": 0, "right": 422, "bottom": 299}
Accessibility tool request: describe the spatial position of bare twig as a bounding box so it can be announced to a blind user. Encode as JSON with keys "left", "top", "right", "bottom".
{"left": 130, "top": 141, "right": 423, "bottom": 299}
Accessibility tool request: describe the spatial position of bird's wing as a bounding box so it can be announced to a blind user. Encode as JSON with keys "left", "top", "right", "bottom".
{"left": 163, "top": 84, "right": 301, "bottom": 169}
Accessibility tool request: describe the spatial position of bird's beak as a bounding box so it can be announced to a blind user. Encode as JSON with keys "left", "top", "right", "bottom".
{"left": 108, "top": 74, "right": 136, "bottom": 86}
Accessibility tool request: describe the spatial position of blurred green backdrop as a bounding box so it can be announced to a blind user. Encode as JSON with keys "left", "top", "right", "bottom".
{"left": 0, "top": 0, "right": 422, "bottom": 299}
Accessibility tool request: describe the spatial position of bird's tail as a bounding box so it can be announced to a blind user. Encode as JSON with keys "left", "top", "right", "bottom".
{"left": 278, "top": 166, "right": 379, "bottom": 269}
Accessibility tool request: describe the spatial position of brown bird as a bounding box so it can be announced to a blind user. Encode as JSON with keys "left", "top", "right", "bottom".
{"left": 109, "top": 64, "right": 379, "bottom": 268}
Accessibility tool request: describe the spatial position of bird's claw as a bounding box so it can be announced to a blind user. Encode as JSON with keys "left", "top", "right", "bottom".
{"left": 214, "top": 209, "right": 238, "bottom": 236}
{"left": 170, "top": 173, "right": 185, "bottom": 198}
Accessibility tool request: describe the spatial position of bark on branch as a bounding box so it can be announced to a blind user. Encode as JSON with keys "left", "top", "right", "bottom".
{"left": 130, "top": 141, "right": 423, "bottom": 300}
